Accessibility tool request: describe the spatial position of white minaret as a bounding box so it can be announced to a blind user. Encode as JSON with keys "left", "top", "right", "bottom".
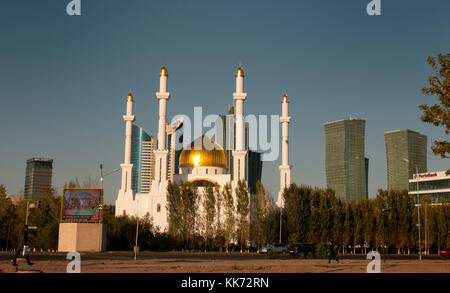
{"left": 152, "top": 67, "right": 170, "bottom": 191}
{"left": 277, "top": 94, "right": 292, "bottom": 208}
{"left": 232, "top": 67, "right": 248, "bottom": 181}
{"left": 120, "top": 92, "right": 136, "bottom": 196}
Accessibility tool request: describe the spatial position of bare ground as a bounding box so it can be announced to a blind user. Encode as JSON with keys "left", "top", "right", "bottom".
{"left": 1, "top": 257, "right": 449, "bottom": 273}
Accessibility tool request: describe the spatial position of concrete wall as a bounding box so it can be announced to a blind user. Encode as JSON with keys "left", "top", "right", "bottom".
{"left": 58, "top": 223, "right": 106, "bottom": 252}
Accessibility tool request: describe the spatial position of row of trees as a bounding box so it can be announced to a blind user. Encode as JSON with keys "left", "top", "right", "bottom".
{"left": 1, "top": 182, "right": 449, "bottom": 254}
{"left": 281, "top": 184, "right": 450, "bottom": 254}
{"left": 166, "top": 180, "right": 251, "bottom": 252}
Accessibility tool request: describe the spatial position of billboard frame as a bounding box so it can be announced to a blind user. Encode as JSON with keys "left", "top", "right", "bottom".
{"left": 60, "top": 188, "right": 104, "bottom": 223}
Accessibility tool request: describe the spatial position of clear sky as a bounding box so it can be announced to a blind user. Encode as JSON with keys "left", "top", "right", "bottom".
{"left": 0, "top": 0, "right": 449, "bottom": 204}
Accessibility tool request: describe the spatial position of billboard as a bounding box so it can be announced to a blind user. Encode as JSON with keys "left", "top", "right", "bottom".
{"left": 61, "top": 188, "right": 103, "bottom": 222}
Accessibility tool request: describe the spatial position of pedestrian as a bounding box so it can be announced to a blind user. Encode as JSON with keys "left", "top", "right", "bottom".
{"left": 12, "top": 225, "right": 33, "bottom": 266}
{"left": 328, "top": 241, "right": 339, "bottom": 264}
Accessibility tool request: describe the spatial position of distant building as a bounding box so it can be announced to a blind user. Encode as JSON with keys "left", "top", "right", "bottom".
{"left": 384, "top": 129, "right": 427, "bottom": 191}
{"left": 24, "top": 158, "right": 53, "bottom": 199}
{"left": 324, "top": 118, "right": 367, "bottom": 202}
{"left": 131, "top": 124, "right": 154, "bottom": 193}
{"left": 6, "top": 195, "right": 24, "bottom": 205}
{"left": 216, "top": 107, "right": 263, "bottom": 194}
{"left": 408, "top": 171, "right": 450, "bottom": 203}
{"left": 166, "top": 118, "right": 184, "bottom": 181}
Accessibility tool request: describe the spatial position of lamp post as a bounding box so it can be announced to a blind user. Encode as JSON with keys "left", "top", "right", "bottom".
{"left": 97, "top": 164, "right": 120, "bottom": 252}
{"left": 403, "top": 158, "right": 421, "bottom": 260}
{"left": 134, "top": 200, "right": 139, "bottom": 261}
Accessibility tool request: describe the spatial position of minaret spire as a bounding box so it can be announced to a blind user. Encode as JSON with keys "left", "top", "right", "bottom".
{"left": 277, "top": 93, "right": 292, "bottom": 208}
{"left": 153, "top": 67, "right": 171, "bottom": 189}
{"left": 120, "top": 91, "right": 136, "bottom": 193}
{"left": 232, "top": 66, "right": 248, "bottom": 181}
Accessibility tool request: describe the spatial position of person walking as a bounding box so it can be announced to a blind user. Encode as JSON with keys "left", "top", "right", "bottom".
{"left": 12, "top": 225, "right": 33, "bottom": 266}
{"left": 328, "top": 241, "right": 339, "bottom": 264}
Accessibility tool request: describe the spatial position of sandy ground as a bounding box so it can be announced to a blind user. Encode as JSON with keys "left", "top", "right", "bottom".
{"left": 1, "top": 256, "right": 449, "bottom": 273}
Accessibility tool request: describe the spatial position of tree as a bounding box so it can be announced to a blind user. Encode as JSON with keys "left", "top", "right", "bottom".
{"left": 28, "top": 188, "right": 61, "bottom": 250}
{"left": 419, "top": 53, "right": 450, "bottom": 173}
{"left": 0, "top": 185, "right": 17, "bottom": 250}
{"left": 222, "top": 183, "right": 235, "bottom": 252}
{"left": 166, "top": 181, "right": 199, "bottom": 249}
{"left": 250, "top": 181, "right": 270, "bottom": 248}
{"left": 235, "top": 179, "right": 250, "bottom": 252}
{"left": 202, "top": 185, "right": 216, "bottom": 251}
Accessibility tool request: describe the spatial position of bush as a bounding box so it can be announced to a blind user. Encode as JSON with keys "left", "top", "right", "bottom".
{"left": 306, "top": 251, "right": 314, "bottom": 259}
{"left": 315, "top": 242, "right": 329, "bottom": 259}
{"left": 265, "top": 250, "right": 278, "bottom": 259}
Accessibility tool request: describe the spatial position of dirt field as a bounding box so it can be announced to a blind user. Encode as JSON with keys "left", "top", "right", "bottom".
{"left": 1, "top": 254, "right": 449, "bottom": 273}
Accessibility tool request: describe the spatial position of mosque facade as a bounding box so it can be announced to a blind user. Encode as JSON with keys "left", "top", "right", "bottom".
{"left": 115, "top": 66, "right": 291, "bottom": 231}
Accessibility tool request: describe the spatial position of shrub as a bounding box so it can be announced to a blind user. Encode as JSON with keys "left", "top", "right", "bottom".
{"left": 265, "top": 250, "right": 278, "bottom": 259}
{"left": 315, "top": 242, "right": 329, "bottom": 259}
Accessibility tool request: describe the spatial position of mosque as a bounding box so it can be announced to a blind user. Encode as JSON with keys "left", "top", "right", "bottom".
{"left": 115, "top": 66, "right": 292, "bottom": 231}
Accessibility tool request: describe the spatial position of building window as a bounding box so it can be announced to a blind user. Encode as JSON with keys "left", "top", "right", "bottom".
{"left": 215, "top": 169, "right": 217, "bottom": 175}
{"left": 157, "top": 204, "right": 161, "bottom": 213}
{"left": 206, "top": 168, "right": 208, "bottom": 174}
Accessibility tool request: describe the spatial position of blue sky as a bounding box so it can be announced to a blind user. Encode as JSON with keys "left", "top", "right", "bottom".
{"left": 0, "top": 0, "right": 449, "bottom": 204}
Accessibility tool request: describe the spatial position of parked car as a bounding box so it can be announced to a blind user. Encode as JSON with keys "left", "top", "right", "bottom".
{"left": 439, "top": 248, "right": 450, "bottom": 257}
{"left": 259, "top": 243, "right": 288, "bottom": 254}
{"left": 288, "top": 243, "right": 316, "bottom": 258}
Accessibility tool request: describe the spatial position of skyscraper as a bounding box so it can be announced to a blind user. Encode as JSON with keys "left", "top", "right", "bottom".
{"left": 131, "top": 124, "right": 154, "bottom": 193}
{"left": 384, "top": 129, "right": 427, "bottom": 191}
{"left": 215, "top": 107, "right": 263, "bottom": 194}
{"left": 24, "top": 158, "right": 53, "bottom": 199}
{"left": 324, "top": 118, "right": 367, "bottom": 202}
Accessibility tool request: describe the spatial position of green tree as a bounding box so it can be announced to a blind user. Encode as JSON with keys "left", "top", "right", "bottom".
{"left": 419, "top": 53, "right": 450, "bottom": 173}
{"left": 235, "top": 179, "right": 250, "bottom": 252}
{"left": 202, "top": 185, "right": 216, "bottom": 251}
{"left": 28, "top": 188, "right": 61, "bottom": 250}
{"left": 166, "top": 181, "right": 199, "bottom": 249}
{"left": 250, "top": 181, "right": 270, "bottom": 248}
{"left": 222, "top": 183, "right": 235, "bottom": 252}
{"left": 0, "top": 185, "right": 17, "bottom": 250}
{"left": 284, "top": 184, "right": 311, "bottom": 243}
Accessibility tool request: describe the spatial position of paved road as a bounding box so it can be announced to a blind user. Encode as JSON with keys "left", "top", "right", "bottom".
{"left": 0, "top": 251, "right": 445, "bottom": 262}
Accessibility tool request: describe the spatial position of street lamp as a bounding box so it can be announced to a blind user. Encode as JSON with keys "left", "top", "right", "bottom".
{"left": 403, "top": 158, "right": 421, "bottom": 260}
{"left": 97, "top": 164, "right": 120, "bottom": 252}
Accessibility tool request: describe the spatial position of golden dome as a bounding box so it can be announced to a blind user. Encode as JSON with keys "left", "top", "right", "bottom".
{"left": 160, "top": 66, "right": 168, "bottom": 77}
{"left": 127, "top": 92, "right": 134, "bottom": 102}
{"left": 179, "top": 135, "right": 228, "bottom": 169}
{"left": 236, "top": 67, "right": 244, "bottom": 77}
{"left": 282, "top": 94, "right": 289, "bottom": 103}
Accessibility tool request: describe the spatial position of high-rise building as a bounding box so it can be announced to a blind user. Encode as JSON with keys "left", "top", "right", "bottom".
{"left": 215, "top": 106, "right": 263, "bottom": 194}
{"left": 140, "top": 137, "right": 155, "bottom": 193}
{"left": 166, "top": 119, "right": 183, "bottom": 181}
{"left": 131, "top": 124, "right": 154, "bottom": 193}
{"left": 384, "top": 129, "right": 427, "bottom": 191}
{"left": 324, "top": 118, "right": 367, "bottom": 202}
{"left": 24, "top": 158, "right": 53, "bottom": 199}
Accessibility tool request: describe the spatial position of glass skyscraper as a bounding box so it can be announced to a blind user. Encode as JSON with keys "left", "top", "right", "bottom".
{"left": 24, "top": 158, "right": 53, "bottom": 199}
{"left": 384, "top": 129, "right": 427, "bottom": 191}
{"left": 131, "top": 124, "right": 154, "bottom": 193}
{"left": 324, "top": 118, "right": 367, "bottom": 202}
